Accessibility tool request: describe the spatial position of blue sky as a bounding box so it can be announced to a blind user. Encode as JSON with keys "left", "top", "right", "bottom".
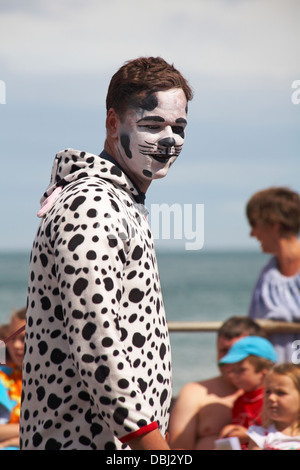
{"left": 0, "top": 0, "right": 299, "bottom": 251}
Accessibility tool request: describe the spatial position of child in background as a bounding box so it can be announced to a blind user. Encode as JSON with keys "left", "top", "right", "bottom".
{"left": 218, "top": 336, "right": 277, "bottom": 448}
{"left": 247, "top": 363, "right": 300, "bottom": 450}
{"left": 0, "top": 307, "right": 26, "bottom": 450}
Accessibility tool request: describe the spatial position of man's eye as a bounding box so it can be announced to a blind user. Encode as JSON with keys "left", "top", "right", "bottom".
{"left": 138, "top": 125, "right": 160, "bottom": 130}
{"left": 172, "top": 126, "right": 184, "bottom": 135}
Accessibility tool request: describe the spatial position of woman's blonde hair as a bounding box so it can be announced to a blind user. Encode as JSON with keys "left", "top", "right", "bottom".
{"left": 263, "top": 363, "right": 300, "bottom": 429}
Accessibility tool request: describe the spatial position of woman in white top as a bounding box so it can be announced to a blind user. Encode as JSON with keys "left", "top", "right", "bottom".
{"left": 246, "top": 187, "right": 300, "bottom": 363}
{"left": 247, "top": 363, "right": 300, "bottom": 450}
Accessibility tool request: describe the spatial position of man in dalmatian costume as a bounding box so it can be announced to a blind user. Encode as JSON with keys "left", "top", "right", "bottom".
{"left": 20, "top": 57, "right": 193, "bottom": 450}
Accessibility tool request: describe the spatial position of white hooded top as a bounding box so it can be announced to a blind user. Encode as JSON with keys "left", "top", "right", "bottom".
{"left": 20, "top": 149, "right": 172, "bottom": 450}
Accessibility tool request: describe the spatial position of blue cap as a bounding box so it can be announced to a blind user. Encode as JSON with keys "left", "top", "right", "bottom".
{"left": 218, "top": 336, "right": 277, "bottom": 365}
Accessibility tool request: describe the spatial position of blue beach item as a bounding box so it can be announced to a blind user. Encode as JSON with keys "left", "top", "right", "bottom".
{"left": 219, "top": 336, "right": 277, "bottom": 365}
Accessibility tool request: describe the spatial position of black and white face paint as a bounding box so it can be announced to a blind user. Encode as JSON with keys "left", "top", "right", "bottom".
{"left": 115, "top": 88, "right": 188, "bottom": 191}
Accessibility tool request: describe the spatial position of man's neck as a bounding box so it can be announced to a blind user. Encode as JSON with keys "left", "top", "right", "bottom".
{"left": 103, "top": 140, "right": 150, "bottom": 194}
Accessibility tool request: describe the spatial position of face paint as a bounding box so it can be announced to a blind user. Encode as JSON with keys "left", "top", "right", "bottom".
{"left": 115, "top": 88, "right": 188, "bottom": 192}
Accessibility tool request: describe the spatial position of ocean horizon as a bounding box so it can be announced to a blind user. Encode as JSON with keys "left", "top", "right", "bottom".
{"left": 0, "top": 248, "right": 267, "bottom": 395}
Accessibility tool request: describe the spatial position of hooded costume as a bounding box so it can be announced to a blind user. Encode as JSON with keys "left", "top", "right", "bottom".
{"left": 20, "top": 149, "right": 172, "bottom": 450}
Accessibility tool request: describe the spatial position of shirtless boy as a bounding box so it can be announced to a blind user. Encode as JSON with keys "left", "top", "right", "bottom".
{"left": 168, "top": 317, "right": 264, "bottom": 450}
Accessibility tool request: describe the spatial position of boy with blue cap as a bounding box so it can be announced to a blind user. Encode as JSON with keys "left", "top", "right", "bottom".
{"left": 217, "top": 336, "right": 277, "bottom": 448}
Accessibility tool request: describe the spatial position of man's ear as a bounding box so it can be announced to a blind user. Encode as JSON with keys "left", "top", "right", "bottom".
{"left": 106, "top": 108, "right": 120, "bottom": 138}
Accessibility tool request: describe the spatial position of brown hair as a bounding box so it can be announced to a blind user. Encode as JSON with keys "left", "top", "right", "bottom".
{"left": 246, "top": 355, "right": 275, "bottom": 373}
{"left": 106, "top": 56, "right": 193, "bottom": 119}
{"left": 246, "top": 187, "right": 300, "bottom": 235}
{"left": 11, "top": 307, "right": 26, "bottom": 322}
{"left": 218, "top": 316, "right": 265, "bottom": 339}
{"left": 0, "top": 324, "right": 9, "bottom": 341}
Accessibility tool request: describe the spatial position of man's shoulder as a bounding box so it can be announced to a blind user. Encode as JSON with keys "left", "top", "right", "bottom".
{"left": 177, "top": 376, "right": 221, "bottom": 399}
{"left": 60, "top": 175, "right": 133, "bottom": 212}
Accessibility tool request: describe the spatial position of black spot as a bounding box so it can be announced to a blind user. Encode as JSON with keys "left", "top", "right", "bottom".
{"left": 95, "top": 365, "right": 110, "bottom": 383}
{"left": 137, "top": 419, "right": 148, "bottom": 428}
{"left": 79, "top": 436, "right": 91, "bottom": 447}
{"left": 82, "top": 322, "right": 97, "bottom": 340}
{"left": 110, "top": 165, "right": 122, "bottom": 177}
{"left": 143, "top": 170, "right": 152, "bottom": 178}
{"left": 32, "top": 432, "right": 43, "bottom": 448}
{"left": 64, "top": 223, "right": 74, "bottom": 232}
{"left": 78, "top": 391, "right": 90, "bottom": 401}
{"left": 45, "top": 438, "right": 62, "bottom": 450}
{"left": 102, "top": 337, "right": 113, "bottom": 347}
{"left": 47, "top": 393, "right": 62, "bottom": 410}
{"left": 54, "top": 305, "right": 63, "bottom": 321}
{"left": 73, "top": 277, "right": 88, "bottom": 296}
{"left": 64, "top": 265, "right": 75, "bottom": 274}
{"left": 72, "top": 309, "right": 83, "bottom": 319}
{"left": 87, "top": 209, "right": 97, "bottom": 218}
{"left": 87, "top": 250, "right": 97, "bottom": 260}
{"left": 40, "top": 254, "right": 48, "bottom": 267}
{"left": 159, "top": 343, "right": 166, "bottom": 360}
{"left": 82, "top": 354, "right": 94, "bottom": 363}
{"left": 113, "top": 407, "right": 128, "bottom": 425}
{"left": 138, "top": 378, "right": 147, "bottom": 393}
{"left": 50, "top": 348, "right": 67, "bottom": 365}
{"left": 110, "top": 199, "right": 120, "bottom": 212}
{"left": 100, "top": 396, "right": 111, "bottom": 405}
{"left": 132, "top": 245, "right": 143, "bottom": 260}
{"left": 104, "top": 277, "right": 114, "bottom": 291}
{"left": 63, "top": 413, "right": 73, "bottom": 422}
{"left": 68, "top": 234, "right": 84, "bottom": 252}
{"left": 160, "top": 389, "right": 168, "bottom": 406}
{"left": 120, "top": 328, "right": 128, "bottom": 341}
{"left": 108, "top": 236, "right": 118, "bottom": 248}
{"left": 38, "top": 341, "right": 48, "bottom": 355}
{"left": 139, "top": 92, "right": 158, "bottom": 111}
{"left": 92, "top": 293, "right": 103, "bottom": 304}
{"left": 91, "top": 423, "right": 103, "bottom": 438}
{"left": 43, "top": 420, "right": 53, "bottom": 429}
{"left": 120, "top": 134, "right": 132, "bottom": 159}
{"left": 129, "top": 314, "right": 137, "bottom": 323}
{"left": 118, "top": 379, "right": 129, "bottom": 389}
{"left": 132, "top": 332, "right": 146, "bottom": 348}
{"left": 36, "top": 386, "right": 46, "bottom": 401}
{"left": 41, "top": 296, "right": 51, "bottom": 311}
{"left": 70, "top": 196, "right": 86, "bottom": 211}
{"left": 129, "top": 288, "right": 144, "bottom": 303}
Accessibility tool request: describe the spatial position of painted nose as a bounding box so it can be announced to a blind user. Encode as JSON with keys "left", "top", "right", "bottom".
{"left": 158, "top": 137, "right": 176, "bottom": 148}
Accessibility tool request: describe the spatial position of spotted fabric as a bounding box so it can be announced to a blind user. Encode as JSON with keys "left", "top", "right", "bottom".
{"left": 20, "top": 149, "right": 172, "bottom": 450}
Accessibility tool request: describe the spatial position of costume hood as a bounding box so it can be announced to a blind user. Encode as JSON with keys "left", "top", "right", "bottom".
{"left": 38, "top": 149, "right": 144, "bottom": 218}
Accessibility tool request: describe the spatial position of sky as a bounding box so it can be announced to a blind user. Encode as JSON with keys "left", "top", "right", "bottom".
{"left": 0, "top": 0, "right": 299, "bottom": 252}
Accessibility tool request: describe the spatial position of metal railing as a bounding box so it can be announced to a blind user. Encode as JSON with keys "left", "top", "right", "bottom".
{"left": 167, "top": 319, "right": 300, "bottom": 334}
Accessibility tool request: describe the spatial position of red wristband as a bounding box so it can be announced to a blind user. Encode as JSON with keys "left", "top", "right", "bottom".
{"left": 119, "top": 421, "right": 158, "bottom": 444}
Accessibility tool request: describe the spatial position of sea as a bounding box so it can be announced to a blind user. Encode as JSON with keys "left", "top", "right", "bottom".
{"left": 0, "top": 249, "right": 267, "bottom": 396}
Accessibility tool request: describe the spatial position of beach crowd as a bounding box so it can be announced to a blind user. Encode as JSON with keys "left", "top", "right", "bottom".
{"left": 1, "top": 56, "right": 300, "bottom": 451}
